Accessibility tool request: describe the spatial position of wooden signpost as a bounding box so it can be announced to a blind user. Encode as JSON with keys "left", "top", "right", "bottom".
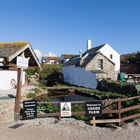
{"left": 15, "top": 68, "right": 22, "bottom": 114}
{"left": 15, "top": 55, "right": 29, "bottom": 120}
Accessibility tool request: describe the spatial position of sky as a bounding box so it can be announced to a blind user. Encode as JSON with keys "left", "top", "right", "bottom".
{"left": 0, "top": 0, "right": 140, "bottom": 58}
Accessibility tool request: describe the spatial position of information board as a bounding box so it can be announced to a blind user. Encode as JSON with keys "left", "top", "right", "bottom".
{"left": 85, "top": 101, "right": 102, "bottom": 116}
{"left": 17, "top": 56, "right": 29, "bottom": 68}
{"left": 22, "top": 100, "right": 37, "bottom": 120}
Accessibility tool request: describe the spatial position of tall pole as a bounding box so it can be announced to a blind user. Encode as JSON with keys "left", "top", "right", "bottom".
{"left": 15, "top": 68, "right": 22, "bottom": 120}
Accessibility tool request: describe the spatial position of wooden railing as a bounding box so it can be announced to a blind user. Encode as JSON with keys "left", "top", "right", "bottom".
{"left": 35, "top": 95, "right": 140, "bottom": 126}
{"left": 91, "top": 95, "right": 140, "bottom": 126}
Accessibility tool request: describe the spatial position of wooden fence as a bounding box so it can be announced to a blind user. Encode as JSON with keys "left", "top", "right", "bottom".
{"left": 31, "top": 95, "right": 140, "bottom": 126}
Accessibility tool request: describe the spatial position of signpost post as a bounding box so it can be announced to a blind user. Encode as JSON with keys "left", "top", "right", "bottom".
{"left": 85, "top": 101, "right": 102, "bottom": 126}
{"left": 15, "top": 68, "right": 22, "bottom": 114}
{"left": 15, "top": 55, "right": 29, "bottom": 121}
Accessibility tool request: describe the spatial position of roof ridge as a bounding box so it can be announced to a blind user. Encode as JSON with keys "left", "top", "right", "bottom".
{"left": 0, "top": 41, "right": 30, "bottom": 44}
{"left": 0, "top": 42, "right": 31, "bottom": 48}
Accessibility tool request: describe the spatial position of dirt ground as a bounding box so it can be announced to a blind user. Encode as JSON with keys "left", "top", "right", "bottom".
{"left": 0, "top": 118, "right": 140, "bottom": 140}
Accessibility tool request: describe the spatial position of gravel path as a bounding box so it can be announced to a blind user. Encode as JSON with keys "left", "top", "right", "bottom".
{"left": 0, "top": 118, "right": 140, "bottom": 140}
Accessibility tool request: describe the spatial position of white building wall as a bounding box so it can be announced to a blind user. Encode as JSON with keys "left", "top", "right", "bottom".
{"left": 99, "top": 44, "right": 120, "bottom": 72}
{"left": 60, "top": 55, "right": 70, "bottom": 63}
{"left": 62, "top": 66, "right": 97, "bottom": 89}
{"left": 0, "top": 70, "right": 25, "bottom": 90}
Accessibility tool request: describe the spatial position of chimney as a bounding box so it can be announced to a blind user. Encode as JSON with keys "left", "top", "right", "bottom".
{"left": 79, "top": 49, "right": 82, "bottom": 58}
{"left": 87, "top": 40, "right": 92, "bottom": 50}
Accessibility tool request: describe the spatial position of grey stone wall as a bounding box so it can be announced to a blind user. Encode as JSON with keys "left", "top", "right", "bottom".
{"left": 85, "top": 53, "right": 116, "bottom": 80}
{"left": 0, "top": 98, "right": 15, "bottom": 123}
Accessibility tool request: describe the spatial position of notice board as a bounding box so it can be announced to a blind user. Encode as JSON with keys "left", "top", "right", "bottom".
{"left": 85, "top": 101, "right": 102, "bottom": 116}
{"left": 22, "top": 100, "right": 37, "bottom": 120}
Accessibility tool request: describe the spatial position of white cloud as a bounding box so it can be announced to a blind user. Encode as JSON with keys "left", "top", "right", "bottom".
{"left": 34, "top": 49, "right": 42, "bottom": 61}
{"left": 48, "top": 52, "right": 56, "bottom": 56}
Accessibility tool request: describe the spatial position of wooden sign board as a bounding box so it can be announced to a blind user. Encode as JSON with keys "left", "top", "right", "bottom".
{"left": 22, "top": 100, "right": 37, "bottom": 120}
{"left": 85, "top": 101, "right": 102, "bottom": 116}
{"left": 60, "top": 102, "right": 71, "bottom": 117}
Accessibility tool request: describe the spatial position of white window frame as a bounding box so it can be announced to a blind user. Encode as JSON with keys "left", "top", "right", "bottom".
{"left": 97, "top": 59, "right": 103, "bottom": 70}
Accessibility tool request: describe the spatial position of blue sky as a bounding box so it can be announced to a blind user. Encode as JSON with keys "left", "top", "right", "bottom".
{"left": 0, "top": 0, "right": 140, "bottom": 57}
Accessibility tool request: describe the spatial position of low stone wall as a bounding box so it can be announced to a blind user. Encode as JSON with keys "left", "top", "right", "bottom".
{"left": 0, "top": 97, "right": 15, "bottom": 123}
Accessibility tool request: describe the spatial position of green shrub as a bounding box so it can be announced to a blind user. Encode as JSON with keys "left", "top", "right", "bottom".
{"left": 25, "top": 67, "right": 40, "bottom": 77}
{"left": 121, "top": 84, "right": 138, "bottom": 96}
{"left": 122, "top": 98, "right": 140, "bottom": 118}
{"left": 37, "top": 81, "right": 47, "bottom": 90}
{"left": 39, "top": 64, "right": 63, "bottom": 86}
{"left": 40, "top": 64, "right": 62, "bottom": 78}
{"left": 26, "top": 91, "right": 37, "bottom": 99}
{"left": 26, "top": 88, "right": 41, "bottom": 99}
{"left": 97, "top": 80, "right": 138, "bottom": 97}
{"left": 71, "top": 103, "right": 91, "bottom": 121}
{"left": 72, "top": 103, "right": 85, "bottom": 112}
{"left": 38, "top": 101, "right": 58, "bottom": 113}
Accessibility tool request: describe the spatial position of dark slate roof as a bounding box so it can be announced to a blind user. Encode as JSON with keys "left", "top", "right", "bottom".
{"left": 0, "top": 42, "right": 29, "bottom": 58}
{"left": 63, "top": 51, "right": 115, "bottom": 67}
{"left": 63, "top": 44, "right": 115, "bottom": 67}
{"left": 63, "top": 44, "right": 105, "bottom": 67}
{"left": 63, "top": 56, "right": 80, "bottom": 66}
{"left": 82, "top": 44, "right": 105, "bottom": 57}
{"left": 81, "top": 53, "right": 97, "bottom": 67}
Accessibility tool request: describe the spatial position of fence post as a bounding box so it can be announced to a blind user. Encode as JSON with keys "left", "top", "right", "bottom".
{"left": 118, "top": 100, "right": 121, "bottom": 126}
{"left": 92, "top": 117, "right": 96, "bottom": 126}
{"left": 58, "top": 103, "right": 61, "bottom": 121}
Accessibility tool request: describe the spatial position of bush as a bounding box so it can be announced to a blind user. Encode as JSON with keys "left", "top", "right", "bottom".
{"left": 40, "top": 64, "right": 62, "bottom": 78}
{"left": 121, "top": 84, "right": 138, "bottom": 96}
{"left": 39, "top": 64, "right": 63, "bottom": 86}
{"left": 25, "top": 67, "right": 40, "bottom": 77}
{"left": 97, "top": 80, "right": 138, "bottom": 97}
{"left": 26, "top": 88, "right": 42, "bottom": 99}
{"left": 122, "top": 98, "right": 140, "bottom": 118}
{"left": 26, "top": 91, "right": 37, "bottom": 99}
{"left": 38, "top": 100, "right": 58, "bottom": 113}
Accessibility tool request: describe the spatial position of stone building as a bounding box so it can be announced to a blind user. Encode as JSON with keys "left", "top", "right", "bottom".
{"left": 62, "top": 40, "right": 120, "bottom": 89}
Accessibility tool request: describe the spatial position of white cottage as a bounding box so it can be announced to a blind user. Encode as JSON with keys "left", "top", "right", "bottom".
{"left": 62, "top": 40, "right": 120, "bottom": 89}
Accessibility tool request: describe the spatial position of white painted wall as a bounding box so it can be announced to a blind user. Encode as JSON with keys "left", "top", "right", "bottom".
{"left": 62, "top": 65, "right": 97, "bottom": 89}
{"left": 0, "top": 70, "right": 25, "bottom": 90}
{"left": 60, "top": 55, "right": 69, "bottom": 63}
{"left": 46, "top": 60, "right": 59, "bottom": 64}
{"left": 99, "top": 44, "right": 120, "bottom": 72}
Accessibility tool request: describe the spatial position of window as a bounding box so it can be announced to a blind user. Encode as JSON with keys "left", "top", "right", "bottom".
{"left": 110, "top": 54, "right": 113, "bottom": 59}
{"left": 97, "top": 59, "right": 103, "bottom": 70}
